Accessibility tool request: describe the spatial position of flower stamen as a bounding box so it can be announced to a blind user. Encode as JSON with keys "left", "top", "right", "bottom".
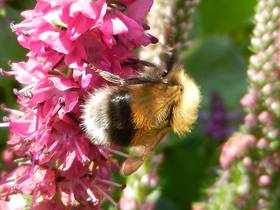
{"left": 0, "top": 104, "right": 24, "bottom": 116}
{"left": 94, "top": 185, "right": 118, "bottom": 207}
{"left": 74, "top": 139, "right": 90, "bottom": 164}
{"left": 80, "top": 182, "right": 98, "bottom": 204}
{"left": 95, "top": 178, "right": 125, "bottom": 189}
{"left": 0, "top": 122, "right": 9, "bottom": 128}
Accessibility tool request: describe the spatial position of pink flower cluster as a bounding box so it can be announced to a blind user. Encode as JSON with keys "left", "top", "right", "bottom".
{"left": 0, "top": 0, "right": 155, "bottom": 209}
{"left": 119, "top": 154, "right": 163, "bottom": 210}
{"left": 220, "top": 134, "right": 256, "bottom": 169}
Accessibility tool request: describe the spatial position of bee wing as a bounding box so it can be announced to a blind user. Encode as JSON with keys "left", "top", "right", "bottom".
{"left": 121, "top": 127, "right": 169, "bottom": 176}
{"left": 121, "top": 58, "right": 158, "bottom": 68}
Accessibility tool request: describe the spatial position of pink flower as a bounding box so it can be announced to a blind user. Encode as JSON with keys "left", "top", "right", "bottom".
{"left": 31, "top": 201, "right": 65, "bottom": 210}
{"left": 240, "top": 93, "right": 257, "bottom": 108}
{"left": 119, "top": 197, "right": 137, "bottom": 210}
{"left": 244, "top": 113, "right": 256, "bottom": 129}
{"left": 119, "top": 154, "right": 163, "bottom": 210}
{"left": 257, "top": 138, "right": 269, "bottom": 149}
{"left": 220, "top": 135, "right": 256, "bottom": 169}
{"left": 124, "top": 0, "right": 153, "bottom": 23}
{"left": 192, "top": 203, "right": 204, "bottom": 210}
{"left": 11, "top": 0, "right": 155, "bottom": 70}
{"left": 0, "top": 0, "right": 155, "bottom": 209}
{"left": 258, "top": 175, "right": 271, "bottom": 187}
{"left": 2, "top": 149, "right": 15, "bottom": 169}
{"left": 258, "top": 111, "right": 274, "bottom": 125}
{"left": 0, "top": 194, "right": 27, "bottom": 210}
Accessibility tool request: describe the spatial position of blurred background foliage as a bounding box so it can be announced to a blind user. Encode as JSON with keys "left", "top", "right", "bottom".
{"left": 0, "top": 0, "right": 257, "bottom": 209}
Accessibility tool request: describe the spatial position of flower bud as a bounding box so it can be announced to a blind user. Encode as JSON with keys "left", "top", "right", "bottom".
{"left": 220, "top": 135, "right": 256, "bottom": 169}
{"left": 257, "top": 138, "right": 269, "bottom": 149}
{"left": 261, "top": 84, "right": 274, "bottom": 95}
{"left": 263, "top": 61, "right": 273, "bottom": 72}
{"left": 247, "top": 69, "right": 257, "bottom": 78}
{"left": 267, "top": 128, "right": 279, "bottom": 139}
{"left": 240, "top": 93, "right": 257, "bottom": 108}
{"left": 244, "top": 113, "right": 257, "bottom": 129}
{"left": 258, "top": 111, "right": 274, "bottom": 125}
{"left": 2, "top": 149, "right": 15, "bottom": 168}
{"left": 265, "top": 97, "right": 274, "bottom": 106}
{"left": 243, "top": 156, "right": 252, "bottom": 169}
{"left": 119, "top": 198, "right": 137, "bottom": 210}
{"left": 270, "top": 102, "right": 280, "bottom": 116}
{"left": 258, "top": 175, "right": 271, "bottom": 187}
{"left": 254, "top": 71, "right": 266, "bottom": 84}
{"left": 148, "top": 174, "right": 159, "bottom": 187}
{"left": 192, "top": 203, "right": 204, "bottom": 210}
{"left": 258, "top": 198, "right": 267, "bottom": 209}
{"left": 251, "top": 37, "right": 262, "bottom": 46}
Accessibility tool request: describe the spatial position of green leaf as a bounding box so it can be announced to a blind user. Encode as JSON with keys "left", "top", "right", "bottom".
{"left": 7, "top": 0, "right": 35, "bottom": 11}
{"left": 0, "top": 6, "right": 26, "bottom": 69}
{"left": 186, "top": 36, "right": 247, "bottom": 110}
{"left": 154, "top": 196, "right": 178, "bottom": 210}
{"left": 157, "top": 135, "right": 219, "bottom": 210}
{"left": 194, "top": 0, "right": 257, "bottom": 35}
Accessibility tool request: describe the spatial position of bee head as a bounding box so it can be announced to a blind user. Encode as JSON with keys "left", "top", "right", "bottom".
{"left": 167, "top": 67, "right": 201, "bottom": 135}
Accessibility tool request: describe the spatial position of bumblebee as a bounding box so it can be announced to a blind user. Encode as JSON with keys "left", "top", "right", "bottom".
{"left": 82, "top": 60, "right": 201, "bottom": 176}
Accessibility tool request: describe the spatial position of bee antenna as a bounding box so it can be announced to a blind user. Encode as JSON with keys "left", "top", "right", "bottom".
{"left": 93, "top": 185, "right": 119, "bottom": 208}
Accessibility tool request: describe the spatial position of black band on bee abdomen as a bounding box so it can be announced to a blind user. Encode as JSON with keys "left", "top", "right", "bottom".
{"left": 107, "top": 89, "right": 134, "bottom": 146}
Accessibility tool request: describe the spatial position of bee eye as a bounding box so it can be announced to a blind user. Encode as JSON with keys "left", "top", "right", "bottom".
{"left": 162, "top": 69, "right": 168, "bottom": 77}
{"left": 179, "top": 86, "right": 183, "bottom": 92}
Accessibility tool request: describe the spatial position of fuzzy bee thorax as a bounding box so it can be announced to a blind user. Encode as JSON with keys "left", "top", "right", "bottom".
{"left": 129, "top": 83, "right": 182, "bottom": 131}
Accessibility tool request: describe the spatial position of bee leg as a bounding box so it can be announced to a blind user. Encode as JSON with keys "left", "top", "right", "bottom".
{"left": 88, "top": 64, "right": 126, "bottom": 85}
{"left": 121, "top": 128, "right": 169, "bottom": 176}
{"left": 120, "top": 156, "right": 145, "bottom": 176}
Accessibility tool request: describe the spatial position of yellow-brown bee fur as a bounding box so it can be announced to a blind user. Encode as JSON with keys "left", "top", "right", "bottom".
{"left": 82, "top": 63, "right": 200, "bottom": 175}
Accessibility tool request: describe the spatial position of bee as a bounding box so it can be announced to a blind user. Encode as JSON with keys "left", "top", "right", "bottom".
{"left": 81, "top": 59, "right": 201, "bottom": 176}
